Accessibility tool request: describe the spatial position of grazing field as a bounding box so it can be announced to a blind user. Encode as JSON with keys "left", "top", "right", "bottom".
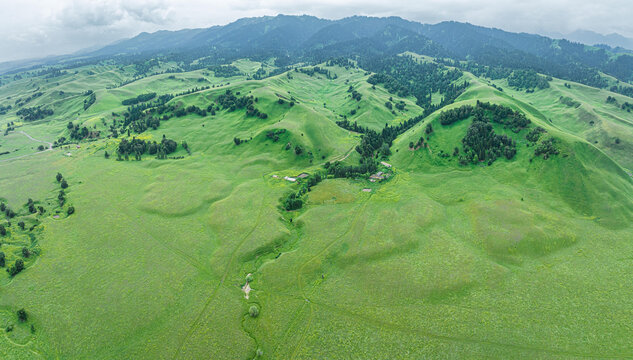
{"left": 1, "top": 55, "right": 633, "bottom": 359}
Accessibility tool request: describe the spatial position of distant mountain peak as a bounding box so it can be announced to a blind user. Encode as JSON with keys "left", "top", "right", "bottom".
{"left": 561, "top": 29, "right": 633, "bottom": 51}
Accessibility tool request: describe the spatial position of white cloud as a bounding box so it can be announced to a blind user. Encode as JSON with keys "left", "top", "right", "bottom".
{"left": 0, "top": 0, "right": 631, "bottom": 62}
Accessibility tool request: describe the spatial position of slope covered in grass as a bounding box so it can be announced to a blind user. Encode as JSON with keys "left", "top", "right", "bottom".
{"left": 0, "top": 57, "right": 632, "bottom": 359}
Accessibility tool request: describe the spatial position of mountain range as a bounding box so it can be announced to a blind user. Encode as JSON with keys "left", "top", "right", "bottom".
{"left": 3, "top": 15, "right": 633, "bottom": 87}
{"left": 552, "top": 29, "right": 633, "bottom": 51}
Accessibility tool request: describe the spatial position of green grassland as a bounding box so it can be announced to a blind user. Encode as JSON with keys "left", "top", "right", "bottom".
{"left": 0, "top": 56, "right": 632, "bottom": 359}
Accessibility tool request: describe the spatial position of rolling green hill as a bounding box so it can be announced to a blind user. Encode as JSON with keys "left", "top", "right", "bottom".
{"left": 1, "top": 51, "right": 633, "bottom": 359}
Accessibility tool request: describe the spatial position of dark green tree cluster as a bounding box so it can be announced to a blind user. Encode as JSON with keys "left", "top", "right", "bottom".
{"left": 1, "top": 202, "right": 15, "bottom": 219}
{"left": 83, "top": 90, "right": 96, "bottom": 110}
{"left": 121, "top": 94, "right": 175, "bottom": 133}
{"left": 364, "top": 55, "right": 467, "bottom": 109}
{"left": 457, "top": 61, "right": 512, "bottom": 80}
{"left": 266, "top": 129, "right": 286, "bottom": 142}
{"left": 14, "top": 92, "right": 43, "bottom": 107}
{"left": 534, "top": 138, "right": 559, "bottom": 159}
{"left": 347, "top": 86, "right": 362, "bottom": 101}
{"left": 476, "top": 101, "right": 531, "bottom": 132}
{"left": 526, "top": 126, "right": 546, "bottom": 143}
{"left": 609, "top": 86, "right": 633, "bottom": 98}
{"left": 208, "top": 65, "right": 242, "bottom": 77}
{"left": 26, "top": 199, "right": 36, "bottom": 214}
{"left": 296, "top": 66, "right": 337, "bottom": 79}
{"left": 410, "top": 136, "right": 425, "bottom": 149}
{"left": 324, "top": 160, "right": 378, "bottom": 179}
{"left": 459, "top": 120, "right": 516, "bottom": 165}
{"left": 438, "top": 101, "right": 530, "bottom": 133}
{"left": 58, "top": 190, "right": 66, "bottom": 206}
{"left": 252, "top": 66, "right": 291, "bottom": 80}
{"left": 122, "top": 92, "right": 157, "bottom": 106}
{"left": 0, "top": 104, "right": 13, "bottom": 115}
{"left": 16, "top": 106, "right": 53, "bottom": 121}
{"left": 559, "top": 96, "right": 580, "bottom": 108}
{"left": 182, "top": 141, "right": 190, "bottom": 155}
{"left": 507, "top": 69, "right": 550, "bottom": 90}
{"left": 174, "top": 105, "right": 207, "bottom": 117}
{"left": 38, "top": 68, "right": 68, "bottom": 79}
{"left": 337, "top": 112, "right": 428, "bottom": 169}
{"left": 233, "top": 137, "right": 247, "bottom": 146}
{"left": 281, "top": 173, "right": 324, "bottom": 211}
{"left": 608, "top": 96, "right": 633, "bottom": 112}
{"left": 325, "top": 58, "right": 355, "bottom": 68}
{"left": 7, "top": 259, "right": 24, "bottom": 277}
{"left": 216, "top": 90, "right": 267, "bottom": 118}
{"left": 438, "top": 105, "right": 475, "bottom": 125}
{"left": 117, "top": 136, "right": 178, "bottom": 160}
{"left": 67, "top": 122, "right": 99, "bottom": 141}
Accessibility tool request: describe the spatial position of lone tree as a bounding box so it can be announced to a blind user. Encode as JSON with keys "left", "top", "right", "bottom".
{"left": 0, "top": 252, "right": 5, "bottom": 267}
{"left": 22, "top": 247, "right": 30, "bottom": 258}
{"left": 249, "top": 305, "right": 259, "bottom": 318}
{"left": 17, "top": 309, "right": 27, "bottom": 322}
{"left": 67, "top": 206, "right": 75, "bottom": 215}
{"left": 56, "top": 173, "right": 63, "bottom": 182}
{"left": 18, "top": 221, "right": 25, "bottom": 230}
{"left": 0, "top": 224, "right": 6, "bottom": 236}
{"left": 61, "top": 179, "right": 68, "bottom": 189}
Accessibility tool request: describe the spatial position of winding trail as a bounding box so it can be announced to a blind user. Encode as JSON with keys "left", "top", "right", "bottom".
{"left": 326, "top": 146, "right": 356, "bottom": 164}
{"left": 172, "top": 192, "right": 269, "bottom": 359}
{"left": 0, "top": 131, "right": 54, "bottom": 163}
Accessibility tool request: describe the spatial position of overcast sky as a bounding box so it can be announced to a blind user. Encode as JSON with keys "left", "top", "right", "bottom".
{"left": 1, "top": 0, "right": 632, "bottom": 62}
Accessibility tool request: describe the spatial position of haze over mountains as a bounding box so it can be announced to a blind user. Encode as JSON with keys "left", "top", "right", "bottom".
{"left": 3, "top": 14, "right": 633, "bottom": 86}
{"left": 551, "top": 29, "right": 633, "bottom": 51}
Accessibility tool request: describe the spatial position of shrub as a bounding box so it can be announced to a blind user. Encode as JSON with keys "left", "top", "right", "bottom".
{"left": 7, "top": 259, "right": 24, "bottom": 277}
{"left": 249, "top": 305, "right": 259, "bottom": 318}
{"left": 67, "top": 206, "right": 75, "bottom": 215}
{"left": 61, "top": 179, "right": 68, "bottom": 189}
{"left": 17, "top": 309, "right": 27, "bottom": 322}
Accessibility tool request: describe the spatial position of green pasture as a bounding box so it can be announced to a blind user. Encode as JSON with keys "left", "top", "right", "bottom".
{"left": 0, "top": 57, "right": 632, "bottom": 359}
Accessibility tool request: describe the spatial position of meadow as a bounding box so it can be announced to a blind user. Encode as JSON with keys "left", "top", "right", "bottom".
{"left": 0, "top": 56, "right": 632, "bottom": 359}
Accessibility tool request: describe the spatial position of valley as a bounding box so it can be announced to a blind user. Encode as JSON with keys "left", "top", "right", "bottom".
{"left": 0, "top": 15, "right": 633, "bottom": 359}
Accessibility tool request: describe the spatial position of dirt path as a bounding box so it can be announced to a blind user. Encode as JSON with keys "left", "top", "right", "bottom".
{"left": 326, "top": 146, "right": 355, "bottom": 165}
{"left": 0, "top": 131, "right": 54, "bottom": 163}
{"left": 172, "top": 193, "right": 268, "bottom": 359}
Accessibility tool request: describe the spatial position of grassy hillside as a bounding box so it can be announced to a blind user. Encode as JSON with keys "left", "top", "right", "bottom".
{"left": 0, "top": 56, "right": 632, "bottom": 359}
